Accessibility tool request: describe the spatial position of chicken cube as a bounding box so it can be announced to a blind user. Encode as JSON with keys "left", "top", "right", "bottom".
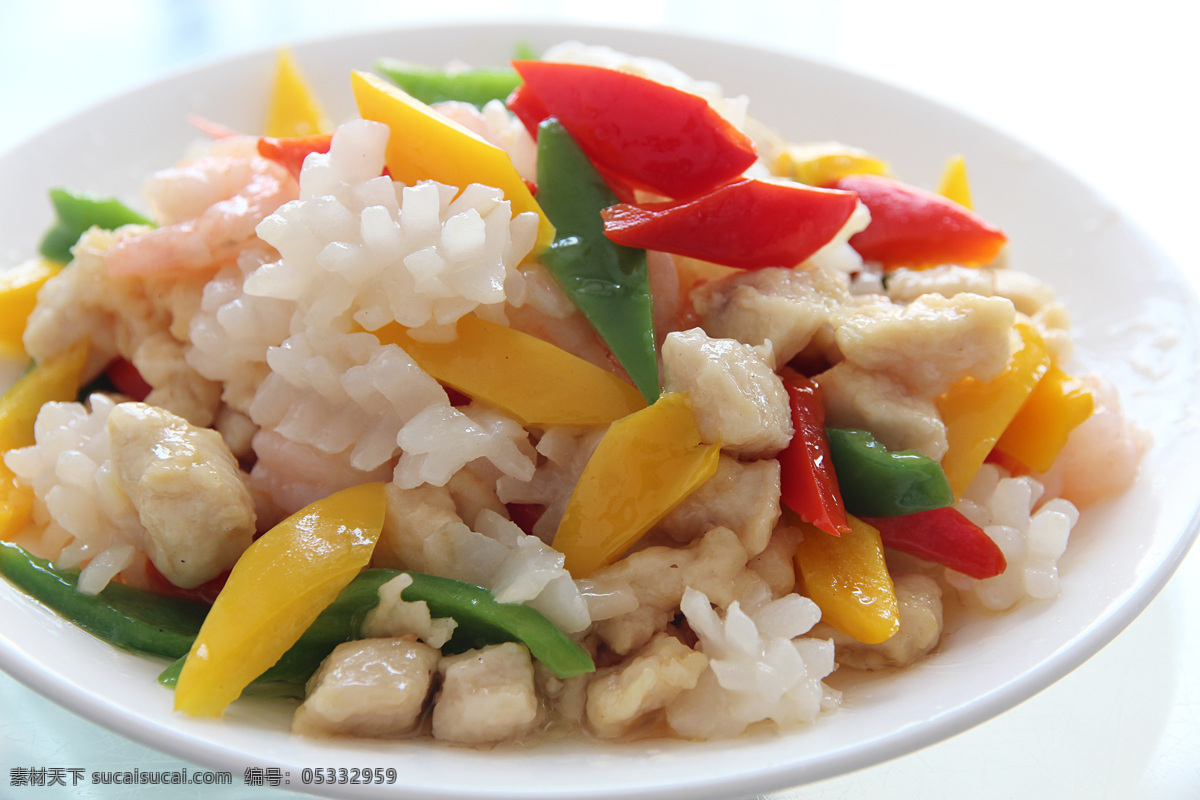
{"left": 585, "top": 633, "right": 709, "bottom": 739}
{"left": 655, "top": 455, "right": 781, "bottom": 557}
{"left": 815, "top": 362, "right": 949, "bottom": 460}
{"left": 662, "top": 327, "right": 792, "bottom": 459}
{"left": 292, "top": 637, "right": 440, "bottom": 738}
{"left": 690, "top": 266, "right": 850, "bottom": 367}
{"left": 432, "top": 642, "right": 541, "bottom": 745}
{"left": 587, "top": 527, "right": 749, "bottom": 655}
{"left": 832, "top": 293, "right": 1015, "bottom": 397}
{"left": 106, "top": 401, "right": 255, "bottom": 588}
{"left": 814, "top": 573, "right": 944, "bottom": 670}
{"left": 373, "top": 482, "right": 462, "bottom": 571}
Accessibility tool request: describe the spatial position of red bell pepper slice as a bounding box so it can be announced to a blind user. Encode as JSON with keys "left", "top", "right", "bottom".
{"left": 777, "top": 372, "right": 850, "bottom": 536}
{"left": 600, "top": 178, "right": 858, "bottom": 269}
{"left": 105, "top": 357, "right": 152, "bottom": 402}
{"left": 256, "top": 133, "right": 334, "bottom": 178}
{"left": 862, "top": 506, "right": 1007, "bottom": 579}
{"left": 505, "top": 82, "right": 550, "bottom": 140}
{"left": 830, "top": 174, "right": 1007, "bottom": 269}
{"left": 509, "top": 60, "right": 757, "bottom": 200}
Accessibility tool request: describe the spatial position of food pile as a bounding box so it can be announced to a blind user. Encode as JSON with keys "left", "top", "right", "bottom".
{"left": 0, "top": 43, "right": 1146, "bottom": 744}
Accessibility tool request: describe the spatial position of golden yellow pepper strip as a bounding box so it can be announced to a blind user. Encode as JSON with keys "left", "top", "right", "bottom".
{"left": 0, "top": 491, "right": 31, "bottom": 542}
{"left": 936, "top": 154, "right": 973, "bottom": 209}
{"left": 793, "top": 515, "right": 899, "bottom": 644}
{"left": 351, "top": 70, "right": 555, "bottom": 254}
{"left": 375, "top": 316, "right": 646, "bottom": 426}
{"left": 265, "top": 47, "right": 329, "bottom": 137}
{"left": 0, "top": 339, "right": 88, "bottom": 539}
{"left": 0, "top": 339, "right": 89, "bottom": 452}
{"left": 773, "top": 142, "right": 889, "bottom": 186}
{"left": 174, "top": 482, "right": 386, "bottom": 717}
{"left": 553, "top": 392, "right": 719, "bottom": 577}
{"left": 938, "top": 323, "right": 1051, "bottom": 496}
{"left": 0, "top": 258, "right": 61, "bottom": 356}
{"left": 994, "top": 364, "right": 1094, "bottom": 474}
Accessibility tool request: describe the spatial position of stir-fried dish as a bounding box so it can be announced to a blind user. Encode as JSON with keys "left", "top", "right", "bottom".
{"left": 0, "top": 42, "right": 1147, "bottom": 744}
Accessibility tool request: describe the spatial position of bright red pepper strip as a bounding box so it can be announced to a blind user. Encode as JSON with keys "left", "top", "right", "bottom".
{"left": 105, "top": 358, "right": 152, "bottom": 402}
{"left": 778, "top": 372, "right": 851, "bottom": 535}
{"left": 862, "top": 506, "right": 1007, "bottom": 579}
{"left": 509, "top": 60, "right": 757, "bottom": 200}
{"left": 257, "top": 133, "right": 334, "bottom": 179}
{"left": 601, "top": 178, "right": 858, "bottom": 269}
{"left": 830, "top": 174, "right": 1007, "bottom": 269}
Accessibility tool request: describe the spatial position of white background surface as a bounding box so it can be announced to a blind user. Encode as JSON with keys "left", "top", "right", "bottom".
{"left": 0, "top": 2, "right": 1197, "bottom": 798}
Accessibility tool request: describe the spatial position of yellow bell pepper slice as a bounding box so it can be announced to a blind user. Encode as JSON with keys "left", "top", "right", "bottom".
{"left": 0, "top": 339, "right": 89, "bottom": 453}
{"left": 265, "top": 47, "right": 329, "bottom": 137}
{"left": 0, "top": 258, "right": 61, "bottom": 356}
{"left": 773, "top": 142, "right": 890, "bottom": 186}
{"left": 994, "top": 364, "right": 1094, "bottom": 474}
{"left": 938, "top": 323, "right": 1051, "bottom": 496}
{"left": 793, "top": 514, "right": 899, "bottom": 644}
{"left": 174, "top": 482, "right": 386, "bottom": 717}
{"left": 374, "top": 316, "right": 646, "bottom": 426}
{"left": 0, "top": 489, "right": 32, "bottom": 541}
{"left": 0, "top": 339, "right": 88, "bottom": 539}
{"left": 552, "top": 392, "right": 720, "bottom": 577}
{"left": 936, "top": 154, "right": 973, "bottom": 210}
{"left": 350, "top": 70, "right": 554, "bottom": 254}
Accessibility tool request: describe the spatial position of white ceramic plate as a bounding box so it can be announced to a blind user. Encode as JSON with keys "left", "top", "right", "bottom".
{"left": 1, "top": 22, "right": 1198, "bottom": 800}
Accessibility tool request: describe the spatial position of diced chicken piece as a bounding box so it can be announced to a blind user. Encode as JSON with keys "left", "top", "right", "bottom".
{"left": 444, "top": 467, "right": 508, "bottom": 529}
{"left": 655, "top": 455, "right": 781, "bottom": 557}
{"left": 292, "top": 637, "right": 440, "bottom": 738}
{"left": 746, "top": 521, "right": 805, "bottom": 598}
{"left": 815, "top": 362, "right": 949, "bottom": 460}
{"left": 886, "top": 265, "right": 1057, "bottom": 320}
{"left": 813, "top": 573, "right": 943, "bottom": 670}
{"left": 533, "top": 662, "right": 592, "bottom": 728}
{"left": 361, "top": 573, "right": 458, "bottom": 649}
{"left": 213, "top": 404, "right": 257, "bottom": 461}
{"left": 883, "top": 265, "right": 995, "bottom": 305}
{"left": 432, "top": 642, "right": 541, "bottom": 744}
{"left": 662, "top": 328, "right": 792, "bottom": 459}
{"left": 497, "top": 425, "right": 606, "bottom": 542}
{"left": 133, "top": 331, "right": 222, "bottom": 427}
{"left": 884, "top": 267, "right": 1074, "bottom": 364}
{"left": 585, "top": 633, "right": 709, "bottom": 738}
{"left": 833, "top": 293, "right": 1015, "bottom": 397}
{"left": 691, "top": 266, "right": 850, "bottom": 367}
{"left": 1029, "top": 302, "right": 1074, "bottom": 365}
{"left": 24, "top": 227, "right": 219, "bottom": 425}
{"left": 373, "top": 482, "right": 462, "bottom": 571}
{"left": 106, "top": 401, "right": 255, "bottom": 588}
{"left": 25, "top": 228, "right": 155, "bottom": 379}
{"left": 587, "top": 527, "right": 749, "bottom": 655}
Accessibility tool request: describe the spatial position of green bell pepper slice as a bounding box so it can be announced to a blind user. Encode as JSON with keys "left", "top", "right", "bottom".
{"left": 0, "top": 541, "right": 208, "bottom": 659}
{"left": 375, "top": 59, "right": 522, "bottom": 107}
{"left": 826, "top": 427, "right": 954, "bottom": 517}
{"left": 159, "top": 568, "right": 594, "bottom": 693}
{"left": 535, "top": 118, "right": 660, "bottom": 404}
{"left": 39, "top": 188, "right": 153, "bottom": 263}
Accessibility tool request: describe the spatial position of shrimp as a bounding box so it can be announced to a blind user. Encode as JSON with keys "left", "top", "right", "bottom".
{"left": 105, "top": 155, "right": 298, "bottom": 277}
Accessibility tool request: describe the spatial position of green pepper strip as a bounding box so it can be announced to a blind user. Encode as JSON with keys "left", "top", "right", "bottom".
{"left": 39, "top": 188, "right": 153, "bottom": 263}
{"left": 536, "top": 118, "right": 660, "bottom": 404}
{"left": 403, "top": 571, "right": 594, "bottom": 677}
{"left": 0, "top": 541, "right": 208, "bottom": 659}
{"left": 826, "top": 427, "right": 954, "bottom": 517}
{"left": 375, "top": 59, "right": 522, "bottom": 107}
{"left": 159, "top": 569, "right": 594, "bottom": 692}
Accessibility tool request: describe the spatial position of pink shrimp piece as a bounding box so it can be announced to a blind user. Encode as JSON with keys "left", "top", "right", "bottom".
{"left": 106, "top": 155, "right": 298, "bottom": 277}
